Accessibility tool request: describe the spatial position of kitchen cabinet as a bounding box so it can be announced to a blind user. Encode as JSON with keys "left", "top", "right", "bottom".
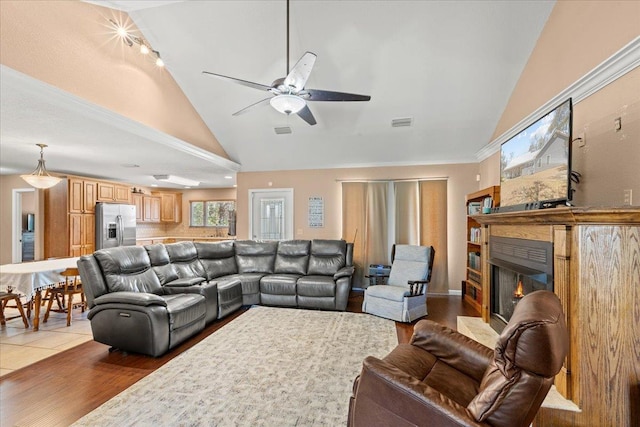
{"left": 69, "top": 177, "right": 97, "bottom": 214}
{"left": 133, "top": 193, "right": 144, "bottom": 222}
{"left": 159, "top": 192, "right": 182, "bottom": 223}
{"left": 69, "top": 213, "right": 95, "bottom": 257}
{"left": 97, "top": 182, "right": 131, "bottom": 203}
{"left": 143, "top": 196, "right": 161, "bottom": 223}
{"left": 45, "top": 175, "right": 130, "bottom": 259}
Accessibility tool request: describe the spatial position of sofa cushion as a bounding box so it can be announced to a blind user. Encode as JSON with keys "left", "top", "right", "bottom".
{"left": 307, "top": 239, "right": 347, "bottom": 276}
{"left": 275, "top": 240, "right": 310, "bottom": 275}
{"left": 94, "top": 246, "right": 163, "bottom": 294}
{"left": 260, "top": 274, "right": 299, "bottom": 295}
{"left": 235, "top": 241, "right": 278, "bottom": 274}
{"left": 165, "top": 242, "right": 206, "bottom": 279}
{"left": 297, "top": 275, "right": 336, "bottom": 297}
{"left": 217, "top": 273, "right": 264, "bottom": 296}
{"left": 145, "top": 243, "right": 179, "bottom": 285}
{"left": 195, "top": 241, "right": 238, "bottom": 280}
{"left": 365, "top": 284, "right": 411, "bottom": 302}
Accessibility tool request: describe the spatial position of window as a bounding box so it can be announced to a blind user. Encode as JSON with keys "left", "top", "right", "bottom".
{"left": 190, "top": 200, "right": 235, "bottom": 227}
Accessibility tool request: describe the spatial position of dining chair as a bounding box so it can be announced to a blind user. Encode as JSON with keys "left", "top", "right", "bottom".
{"left": 0, "top": 291, "right": 30, "bottom": 328}
{"left": 43, "top": 267, "right": 86, "bottom": 326}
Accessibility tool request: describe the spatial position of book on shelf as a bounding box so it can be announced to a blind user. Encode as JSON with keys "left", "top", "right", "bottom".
{"left": 469, "top": 227, "right": 481, "bottom": 243}
{"left": 468, "top": 251, "right": 481, "bottom": 270}
{"left": 468, "top": 202, "right": 481, "bottom": 215}
{"left": 483, "top": 197, "right": 493, "bottom": 209}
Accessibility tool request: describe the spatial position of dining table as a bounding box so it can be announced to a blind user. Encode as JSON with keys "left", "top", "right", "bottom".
{"left": 0, "top": 257, "right": 80, "bottom": 331}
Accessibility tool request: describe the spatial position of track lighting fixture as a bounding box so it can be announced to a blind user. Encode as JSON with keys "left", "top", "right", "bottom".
{"left": 109, "top": 19, "right": 164, "bottom": 67}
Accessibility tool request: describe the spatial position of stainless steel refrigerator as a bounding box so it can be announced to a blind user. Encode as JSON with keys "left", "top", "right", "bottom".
{"left": 95, "top": 202, "right": 137, "bottom": 250}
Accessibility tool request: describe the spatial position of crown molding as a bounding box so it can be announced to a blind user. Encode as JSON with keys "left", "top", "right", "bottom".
{"left": 476, "top": 36, "right": 640, "bottom": 161}
{"left": 1, "top": 65, "right": 241, "bottom": 172}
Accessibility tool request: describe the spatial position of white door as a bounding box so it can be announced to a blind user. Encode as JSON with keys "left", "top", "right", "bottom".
{"left": 249, "top": 189, "right": 294, "bottom": 240}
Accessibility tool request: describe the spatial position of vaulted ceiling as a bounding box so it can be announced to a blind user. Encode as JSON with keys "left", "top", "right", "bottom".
{"left": 0, "top": 0, "right": 555, "bottom": 188}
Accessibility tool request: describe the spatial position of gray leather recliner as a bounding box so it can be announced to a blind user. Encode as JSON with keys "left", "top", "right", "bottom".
{"left": 78, "top": 246, "right": 206, "bottom": 357}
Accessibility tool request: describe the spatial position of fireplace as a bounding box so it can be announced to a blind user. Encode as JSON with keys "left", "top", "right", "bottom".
{"left": 489, "top": 236, "right": 553, "bottom": 333}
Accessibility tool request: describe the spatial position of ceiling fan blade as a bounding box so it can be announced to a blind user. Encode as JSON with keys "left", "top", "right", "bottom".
{"left": 202, "top": 71, "right": 273, "bottom": 92}
{"left": 297, "top": 105, "right": 317, "bottom": 126}
{"left": 284, "top": 52, "right": 317, "bottom": 91}
{"left": 232, "top": 97, "right": 273, "bottom": 116}
{"left": 305, "top": 89, "right": 371, "bottom": 102}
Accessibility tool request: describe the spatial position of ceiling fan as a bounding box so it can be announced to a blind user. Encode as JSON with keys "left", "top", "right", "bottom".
{"left": 202, "top": 0, "right": 371, "bottom": 126}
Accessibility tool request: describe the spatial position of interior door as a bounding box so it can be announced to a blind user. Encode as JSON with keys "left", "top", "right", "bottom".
{"left": 249, "top": 189, "right": 293, "bottom": 240}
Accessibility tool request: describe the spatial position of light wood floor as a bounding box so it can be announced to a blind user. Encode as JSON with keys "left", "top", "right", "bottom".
{"left": 0, "top": 292, "right": 479, "bottom": 426}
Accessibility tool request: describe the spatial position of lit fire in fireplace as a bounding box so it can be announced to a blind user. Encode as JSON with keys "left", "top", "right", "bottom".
{"left": 514, "top": 277, "right": 525, "bottom": 299}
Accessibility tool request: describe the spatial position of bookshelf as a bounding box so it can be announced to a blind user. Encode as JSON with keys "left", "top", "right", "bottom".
{"left": 464, "top": 186, "right": 500, "bottom": 313}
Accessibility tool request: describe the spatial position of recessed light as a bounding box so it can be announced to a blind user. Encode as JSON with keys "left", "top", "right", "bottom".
{"left": 151, "top": 184, "right": 158, "bottom": 187}
{"left": 224, "top": 175, "right": 233, "bottom": 179}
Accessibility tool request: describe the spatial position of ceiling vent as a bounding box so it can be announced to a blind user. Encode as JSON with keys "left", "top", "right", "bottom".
{"left": 391, "top": 117, "right": 413, "bottom": 128}
{"left": 274, "top": 126, "right": 292, "bottom": 135}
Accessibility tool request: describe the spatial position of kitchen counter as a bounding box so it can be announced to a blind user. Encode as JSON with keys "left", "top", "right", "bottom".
{"left": 136, "top": 236, "right": 236, "bottom": 245}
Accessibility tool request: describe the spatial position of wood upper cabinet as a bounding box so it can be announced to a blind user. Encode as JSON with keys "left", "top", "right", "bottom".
{"left": 97, "top": 182, "right": 131, "bottom": 203}
{"left": 132, "top": 193, "right": 144, "bottom": 222}
{"left": 133, "top": 193, "right": 176, "bottom": 224}
{"left": 69, "top": 178, "right": 97, "bottom": 214}
{"left": 143, "top": 196, "right": 161, "bottom": 223}
{"left": 159, "top": 192, "right": 182, "bottom": 223}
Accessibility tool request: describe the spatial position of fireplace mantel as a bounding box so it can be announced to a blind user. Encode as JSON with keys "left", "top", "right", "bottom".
{"left": 470, "top": 205, "right": 640, "bottom": 426}
{"left": 472, "top": 205, "right": 640, "bottom": 225}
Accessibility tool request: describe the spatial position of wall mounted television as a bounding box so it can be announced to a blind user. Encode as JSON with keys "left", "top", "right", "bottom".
{"left": 500, "top": 98, "right": 572, "bottom": 209}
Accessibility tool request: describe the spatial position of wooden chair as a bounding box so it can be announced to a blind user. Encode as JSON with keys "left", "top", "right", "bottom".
{"left": 0, "top": 292, "right": 30, "bottom": 328}
{"left": 43, "top": 267, "right": 86, "bottom": 326}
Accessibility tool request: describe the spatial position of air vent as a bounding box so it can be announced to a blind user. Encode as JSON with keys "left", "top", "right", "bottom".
{"left": 391, "top": 117, "right": 413, "bottom": 128}
{"left": 274, "top": 126, "right": 292, "bottom": 135}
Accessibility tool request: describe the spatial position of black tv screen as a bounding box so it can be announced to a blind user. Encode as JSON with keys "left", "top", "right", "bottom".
{"left": 500, "top": 98, "right": 572, "bottom": 208}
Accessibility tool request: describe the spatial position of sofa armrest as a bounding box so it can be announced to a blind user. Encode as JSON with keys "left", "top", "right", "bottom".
{"left": 165, "top": 277, "right": 206, "bottom": 287}
{"left": 93, "top": 291, "right": 168, "bottom": 307}
{"left": 333, "top": 266, "right": 355, "bottom": 280}
{"left": 410, "top": 320, "right": 493, "bottom": 382}
{"left": 352, "top": 356, "right": 487, "bottom": 427}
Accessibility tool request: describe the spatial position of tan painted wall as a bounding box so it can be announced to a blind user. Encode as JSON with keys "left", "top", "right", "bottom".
{"left": 0, "top": 0, "right": 229, "bottom": 160}
{"left": 491, "top": 0, "right": 640, "bottom": 141}
{"left": 479, "top": 0, "right": 640, "bottom": 206}
{"left": 237, "top": 163, "right": 479, "bottom": 291}
{"left": 0, "top": 175, "right": 44, "bottom": 264}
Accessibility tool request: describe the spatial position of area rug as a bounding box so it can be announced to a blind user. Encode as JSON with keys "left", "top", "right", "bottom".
{"left": 73, "top": 306, "right": 397, "bottom": 426}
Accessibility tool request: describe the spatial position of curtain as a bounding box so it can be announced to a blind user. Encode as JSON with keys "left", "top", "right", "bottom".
{"left": 342, "top": 182, "right": 389, "bottom": 288}
{"left": 419, "top": 180, "right": 448, "bottom": 294}
{"left": 394, "top": 181, "right": 420, "bottom": 245}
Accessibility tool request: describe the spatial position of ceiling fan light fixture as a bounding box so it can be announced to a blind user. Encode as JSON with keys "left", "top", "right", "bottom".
{"left": 270, "top": 94, "right": 306, "bottom": 115}
{"left": 20, "top": 144, "right": 62, "bottom": 189}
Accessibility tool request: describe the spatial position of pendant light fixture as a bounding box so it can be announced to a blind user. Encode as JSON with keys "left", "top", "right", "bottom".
{"left": 20, "top": 144, "right": 62, "bottom": 189}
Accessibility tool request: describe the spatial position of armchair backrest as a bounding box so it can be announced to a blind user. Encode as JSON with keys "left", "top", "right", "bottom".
{"left": 387, "top": 245, "right": 434, "bottom": 287}
{"left": 468, "top": 290, "right": 568, "bottom": 427}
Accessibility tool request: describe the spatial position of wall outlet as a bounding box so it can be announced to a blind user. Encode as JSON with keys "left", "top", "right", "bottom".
{"left": 623, "top": 189, "right": 632, "bottom": 205}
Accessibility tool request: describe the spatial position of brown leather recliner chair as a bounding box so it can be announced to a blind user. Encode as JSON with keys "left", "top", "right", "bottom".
{"left": 348, "top": 290, "right": 568, "bottom": 427}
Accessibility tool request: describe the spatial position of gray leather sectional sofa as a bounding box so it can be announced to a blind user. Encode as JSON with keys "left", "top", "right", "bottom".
{"left": 77, "top": 239, "right": 354, "bottom": 357}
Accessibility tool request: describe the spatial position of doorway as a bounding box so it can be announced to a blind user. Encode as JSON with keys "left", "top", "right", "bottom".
{"left": 249, "top": 189, "right": 294, "bottom": 240}
{"left": 12, "top": 188, "right": 36, "bottom": 263}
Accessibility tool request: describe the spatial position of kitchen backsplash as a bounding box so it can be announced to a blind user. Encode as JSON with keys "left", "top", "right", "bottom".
{"left": 136, "top": 222, "right": 231, "bottom": 239}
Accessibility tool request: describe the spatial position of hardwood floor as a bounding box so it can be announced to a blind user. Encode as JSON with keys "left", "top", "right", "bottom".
{"left": 1, "top": 293, "right": 479, "bottom": 426}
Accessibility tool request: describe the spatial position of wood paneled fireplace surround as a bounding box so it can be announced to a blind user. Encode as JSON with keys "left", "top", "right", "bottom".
{"left": 473, "top": 207, "right": 639, "bottom": 427}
